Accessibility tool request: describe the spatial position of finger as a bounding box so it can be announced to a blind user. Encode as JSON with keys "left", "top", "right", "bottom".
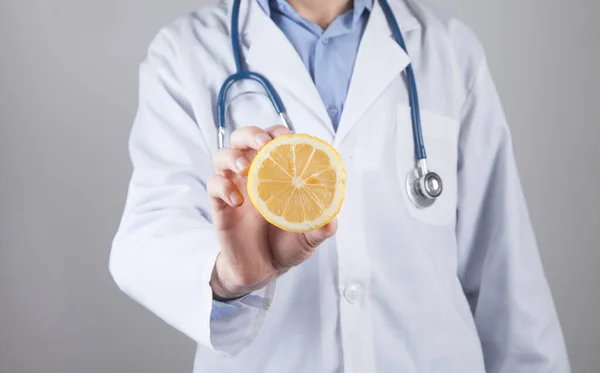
{"left": 213, "top": 148, "right": 251, "bottom": 175}
{"left": 301, "top": 218, "right": 338, "bottom": 248}
{"left": 207, "top": 174, "right": 244, "bottom": 211}
{"left": 265, "top": 125, "right": 291, "bottom": 138}
{"left": 231, "top": 126, "right": 273, "bottom": 151}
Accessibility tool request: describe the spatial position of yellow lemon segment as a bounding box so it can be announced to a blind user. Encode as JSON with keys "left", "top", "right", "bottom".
{"left": 247, "top": 134, "right": 346, "bottom": 233}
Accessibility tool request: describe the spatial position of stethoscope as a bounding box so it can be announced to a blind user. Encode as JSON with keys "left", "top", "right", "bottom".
{"left": 217, "top": 0, "right": 443, "bottom": 209}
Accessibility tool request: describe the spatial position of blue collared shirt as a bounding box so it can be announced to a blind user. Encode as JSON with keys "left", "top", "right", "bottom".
{"left": 257, "top": 0, "right": 373, "bottom": 131}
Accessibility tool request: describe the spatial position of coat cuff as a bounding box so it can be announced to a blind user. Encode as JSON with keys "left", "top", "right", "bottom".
{"left": 207, "top": 272, "right": 276, "bottom": 355}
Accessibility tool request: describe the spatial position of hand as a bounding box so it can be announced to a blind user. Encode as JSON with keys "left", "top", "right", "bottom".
{"left": 207, "top": 125, "right": 337, "bottom": 299}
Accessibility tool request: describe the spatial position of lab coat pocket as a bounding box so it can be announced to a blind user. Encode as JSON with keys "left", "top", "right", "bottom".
{"left": 396, "top": 106, "right": 459, "bottom": 226}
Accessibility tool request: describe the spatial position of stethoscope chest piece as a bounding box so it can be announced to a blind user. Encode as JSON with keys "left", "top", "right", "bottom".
{"left": 405, "top": 161, "right": 443, "bottom": 209}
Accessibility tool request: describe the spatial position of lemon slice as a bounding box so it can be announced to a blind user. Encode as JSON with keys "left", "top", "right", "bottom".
{"left": 247, "top": 134, "right": 346, "bottom": 233}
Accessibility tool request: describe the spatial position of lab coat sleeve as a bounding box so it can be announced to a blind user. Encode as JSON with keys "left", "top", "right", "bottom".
{"left": 109, "top": 30, "right": 274, "bottom": 355}
{"left": 455, "top": 56, "right": 570, "bottom": 372}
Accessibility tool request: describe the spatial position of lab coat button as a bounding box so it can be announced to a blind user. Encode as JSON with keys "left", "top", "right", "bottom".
{"left": 344, "top": 284, "right": 361, "bottom": 303}
{"left": 327, "top": 106, "right": 338, "bottom": 117}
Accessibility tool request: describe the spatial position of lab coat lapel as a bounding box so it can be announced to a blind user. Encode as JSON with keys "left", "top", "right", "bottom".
{"left": 334, "top": 0, "right": 416, "bottom": 146}
{"left": 240, "top": 0, "right": 334, "bottom": 136}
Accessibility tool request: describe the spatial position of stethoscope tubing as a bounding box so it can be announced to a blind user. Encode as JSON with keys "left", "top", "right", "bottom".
{"left": 216, "top": 0, "right": 443, "bottom": 206}
{"left": 219, "top": 0, "right": 425, "bottom": 162}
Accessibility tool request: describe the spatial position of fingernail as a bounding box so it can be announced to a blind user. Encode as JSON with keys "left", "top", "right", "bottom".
{"left": 255, "top": 133, "right": 271, "bottom": 147}
{"left": 326, "top": 222, "right": 337, "bottom": 235}
{"left": 235, "top": 157, "right": 249, "bottom": 171}
{"left": 272, "top": 127, "right": 289, "bottom": 137}
{"left": 230, "top": 192, "right": 243, "bottom": 205}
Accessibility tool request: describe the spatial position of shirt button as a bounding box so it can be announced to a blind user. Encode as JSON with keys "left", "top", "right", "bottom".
{"left": 327, "top": 106, "right": 339, "bottom": 117}
{"left": 322, "top": 37, "right": 330, "bottom": 44}
{"left": 344, "top": 284, "right": 361, "bottom": 304}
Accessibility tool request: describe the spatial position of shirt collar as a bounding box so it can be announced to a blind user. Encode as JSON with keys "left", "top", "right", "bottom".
{"left": 352, "top": 0, "right": 375, "bottom": 25}
{"left": 353, "top": 0, "right": 374, "bottom": 24}
{"left": 257, "top": 0, "right": 374, "bottom": 27}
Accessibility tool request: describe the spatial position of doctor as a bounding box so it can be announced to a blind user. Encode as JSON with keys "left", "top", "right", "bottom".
{"left": 110, "top": 0, "right": 570, "bottom": 372}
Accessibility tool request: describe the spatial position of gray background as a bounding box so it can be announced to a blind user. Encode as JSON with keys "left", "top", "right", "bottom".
{"left": 0, "top": 0, "right": 598, "bottom": 372}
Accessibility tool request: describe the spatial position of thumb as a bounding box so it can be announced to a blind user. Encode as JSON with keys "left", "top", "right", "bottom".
{"left": 302, "top": 219, "right": 338, "bottom": 249}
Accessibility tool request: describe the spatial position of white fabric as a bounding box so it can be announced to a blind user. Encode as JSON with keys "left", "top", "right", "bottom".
{"left": 109, "top": 0, "right": 570, "bottom": 372}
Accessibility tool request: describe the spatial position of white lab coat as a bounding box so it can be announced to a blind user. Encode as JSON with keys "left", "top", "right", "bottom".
{"left": 110, "top": 0, "right": 570, "bottom": 372}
